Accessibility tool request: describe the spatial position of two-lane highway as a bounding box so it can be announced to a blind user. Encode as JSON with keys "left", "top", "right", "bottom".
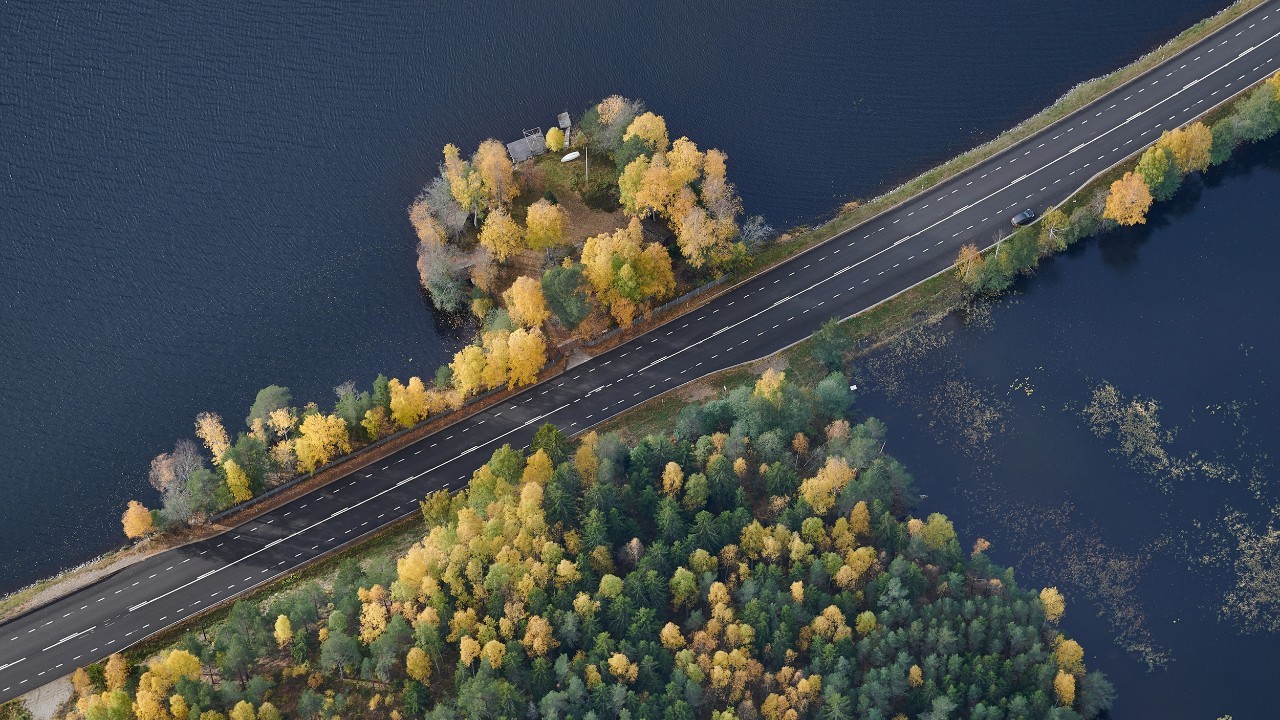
{"left": 5, "top": 1, "right": 1280, "bottom": 702}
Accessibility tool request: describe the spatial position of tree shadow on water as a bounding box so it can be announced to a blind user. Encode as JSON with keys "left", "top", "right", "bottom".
{"left": 1099, "top": 171, "right": 1206, "bottom": 268}
{"left": 1095, "top": 134, "right": 1280, "bottom": 269}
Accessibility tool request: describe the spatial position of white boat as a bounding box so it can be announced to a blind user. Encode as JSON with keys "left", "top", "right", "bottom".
{"left": 560, "top": 151, "right": 581, "bottom": 163}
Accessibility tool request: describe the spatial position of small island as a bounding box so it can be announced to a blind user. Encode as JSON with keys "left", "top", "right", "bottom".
{"left": 410, "top": 96, "right": 772, "bottom": 400}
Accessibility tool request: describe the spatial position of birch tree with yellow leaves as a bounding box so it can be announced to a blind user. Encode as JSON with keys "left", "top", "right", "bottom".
{"left": 503, "top": 276, "right": 550, "bottom": 328}
{"left": 294, "top": 413, "right": 351, "bottom": 473}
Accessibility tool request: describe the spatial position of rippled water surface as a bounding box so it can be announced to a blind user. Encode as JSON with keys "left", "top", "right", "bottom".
{"left": 0, "top": 0, "right": 1235, "bottom": 590}
{"left": 856, "top": 137, "right": 1280, "bottom": 718}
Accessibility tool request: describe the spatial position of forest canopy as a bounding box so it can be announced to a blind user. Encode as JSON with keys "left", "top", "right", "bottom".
{"left": 84, "top": 370, "right": 1111, "bottom": 720}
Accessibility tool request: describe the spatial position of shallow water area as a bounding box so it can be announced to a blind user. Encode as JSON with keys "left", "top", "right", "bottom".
{"left": 856, "top": 136, "right": 1280, "bottom": 718}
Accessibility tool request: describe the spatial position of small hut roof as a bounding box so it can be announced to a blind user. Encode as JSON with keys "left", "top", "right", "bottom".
{"left": 506, "top": 129, "right": 547, "bottom": 163}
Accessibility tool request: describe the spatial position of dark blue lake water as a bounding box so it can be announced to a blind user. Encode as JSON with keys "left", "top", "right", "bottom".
{"left": 0, "top": 0, "right": 1254, "bottom": 704}
{"left": 856, "top": 136, "right": 1280, "bottom": 718}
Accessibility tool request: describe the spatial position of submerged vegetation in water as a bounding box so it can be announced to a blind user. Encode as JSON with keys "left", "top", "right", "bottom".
{"left": 1083, "top": 382, "right": 1238, "bottom": 492}
{"left": 1218, "top": 512, "right": 1280, "bottom": 633}
{"left": 993, "top": 499, "right": 1171, "bottom": 669}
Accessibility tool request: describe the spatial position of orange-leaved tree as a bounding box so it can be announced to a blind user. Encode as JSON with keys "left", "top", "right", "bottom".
{"left": 1103, "top": 171, "right": 1153, "bottom": 226}
{"left": 122, "top": 500, "right": 154, "bottom": 539}
{"left": 472, "top": 139, "right": 519, "bottom": 209}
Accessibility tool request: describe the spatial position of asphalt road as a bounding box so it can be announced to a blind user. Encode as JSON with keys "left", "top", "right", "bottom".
{"left": 5, "top": 2, "right": 1280, "bottom": 701}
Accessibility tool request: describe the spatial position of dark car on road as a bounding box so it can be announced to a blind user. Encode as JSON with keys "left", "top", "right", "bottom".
{"left": 1010, "top": 209, "right": 1037, "bottom": 226}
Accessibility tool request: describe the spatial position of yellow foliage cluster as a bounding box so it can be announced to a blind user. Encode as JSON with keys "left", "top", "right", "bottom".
{"left": 273, "top": 614, "right": 292, "bottom": 649}
{"left": 520, "top": 614, "right": 558, "bottom": 657}
{"left": 661, "top": 461, "right": 684, "bottom": 496}
{"left": 607, "top": 652, "right": 638, "bottom": 683}
{"left": 478, "top": 207, "right": 523, "bottom": 262}
{"left": 474, "top": 139, "right": 519, "bottom": 209}
{"left": 405, "top": 646, "right": 431, "bottom": 682}
{"left": 623, "top": 112, "right": 669, "bottom": 153}
{"left": 73, "top": 651, "right": 203, "bottom": 720}
{"left": 121, "top": 500, "right": 155, "bottom": 539}
{"left": 522, "top": 450, "right": 553, "bottom": 486}
{"left": 265, "top": 408, "right": 294, "bottom": 437}
{"left": 834, "top": 547, "right": 877, "bottom": 591}
{"left": 386, "top": 449, "right": 570, "bottom": 672}
{"left": 806, "top": 605, "right": 851, "bottom": 644}
{"left": 1053, "top": 636, "right": 1086, "bottom": 675}
{"left": 580, "top": 218, "right": 676, "bottom": 327}
{"left": 668, "top": 584, "right": 763, "bottom": 705}
{"left": 574, "top": 432, "right": 599, "bottom": 485}
{"left": 388, "top": 376, "right": 427, "bottom": 428}
{"left": 193, "top": 412, "right": 230, "bottom": 464}
{"left": 753, "top": 369, "right": 785, "bottom": 406}
{"left": 524, "top": 199, "right": 565, "bottom": 252}
{"left": 760, "top": 667, "right": 823, "bottom": 720}
{"left": 480, "top": 639, "right": 506, "bottom": 668}
{"left": 1103, "top": 171, "right": 1154, "bottom": 226}
{"left": 1158, "top": 121, "right": 1213, "bottom": 175}
{"left": 660, "top": 621, "right": 687, "bottom": 650}
{"left": 1040, "top": 586, "right": 1066, "bottom": 622}
{"left": 443, "top": 143, "right": 484, "bottom": 218}
{"left": 508, "top": 328, "right": 548, "bottom": 386}
{"left": 849, "top": 501, "right": 871, "bottom": 537}
{"left": 104, "top": 653, "right": 129, "bottom": 690}
{"left": 797, "top": 457, "right": 855, "bottom": 516}
{"left": 223, "top": 459, "right": 253, "bottom": 504}
{"left": 503, "top": 276, "right": 550, "bottom": 329}
{"left": 358, "top": 584, "right": 391, "bottom": 643}
{"left": 327, "top": 420, "right": 1092, "bottom": 719}
{"left": 450, "top": 328, "right": 548, "bottom": 396}
{"left": 294, "top": 413, "right": 351, "bottom": 473}
{"left": 544, "top": 127, "right": 565, "bottom": 153}
{"left": 479, "top": 330, "right": 509, "bottom": 388}
{"left": 1054, "top": 670, "right": 1076, "bottom": 707}
{"left": 617, "top": 132, "right": 740, "bottom": 270}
